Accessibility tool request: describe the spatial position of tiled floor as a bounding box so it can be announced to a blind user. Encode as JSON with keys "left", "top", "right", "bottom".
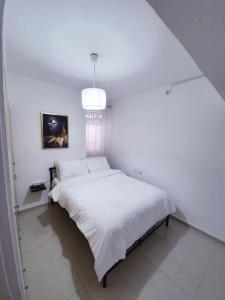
{"left": 17, "top": 204, "right": 225, "bottom": 300}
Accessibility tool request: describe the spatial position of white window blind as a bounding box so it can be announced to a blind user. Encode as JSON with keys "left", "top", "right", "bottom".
{"left": 85, "top": 110, "right": 105, "bottom": 157}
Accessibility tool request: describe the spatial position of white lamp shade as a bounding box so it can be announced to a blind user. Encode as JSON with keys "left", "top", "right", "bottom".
{"left": 82, "top": 88, "right": 106, "bottom": 110}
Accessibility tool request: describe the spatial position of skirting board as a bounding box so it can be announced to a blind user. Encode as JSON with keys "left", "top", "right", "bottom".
{"left": 17, "top": 198, "right": 50, "bottom": 212}
{"left": 172, "top": 215, "right": 225, "bottom": 246}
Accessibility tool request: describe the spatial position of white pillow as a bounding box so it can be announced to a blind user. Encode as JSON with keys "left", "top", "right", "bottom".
{"left": 55, "top": 160, "right": 89, "bottom": 181}
{"left": 86, "top": 157, "right": 110, "bottom": 173}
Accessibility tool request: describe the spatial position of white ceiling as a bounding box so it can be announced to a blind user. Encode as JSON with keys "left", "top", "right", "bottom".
{"left": 5, "top": 0, "right": 201, "bottom": 99}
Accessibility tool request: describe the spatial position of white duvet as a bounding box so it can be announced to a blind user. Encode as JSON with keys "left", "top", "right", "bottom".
{"left": 49, "top": 169, "right": 175, "bottom": 281}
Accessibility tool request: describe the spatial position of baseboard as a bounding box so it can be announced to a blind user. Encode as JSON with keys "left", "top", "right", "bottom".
{"left": 172, "top": 215, "right": 225, "bottom": 246}
{"left": 18, "top": 198, "right": 50, "bottom": 212}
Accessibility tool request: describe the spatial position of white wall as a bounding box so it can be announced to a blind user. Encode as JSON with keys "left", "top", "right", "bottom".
{"left": 7, "top": 73, "right": 86, "bottom": 210}
{"left": 107, "top": 77, "right": 225, "bottom": 242}
{"left": 147, "top": 0, "right": 225, "bottom": 102}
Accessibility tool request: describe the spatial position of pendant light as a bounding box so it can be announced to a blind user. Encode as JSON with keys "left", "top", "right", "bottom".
{"left": 82, "top": 53, "right": 106, "bottom": 110}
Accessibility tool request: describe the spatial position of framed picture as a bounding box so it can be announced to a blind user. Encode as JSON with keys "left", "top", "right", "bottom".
{"left": 41, "top": 113, "right": 68, "bottom": 149}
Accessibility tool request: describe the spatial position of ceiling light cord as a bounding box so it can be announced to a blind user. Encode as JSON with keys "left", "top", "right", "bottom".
{"left": 90, "top": 52, "right": 98, "bottom": 88}
{"left": 93, "top": 61, "right": 96, "bottom": 88}
{"left": 81, "top": 52, "right": 106, "bottom": 110}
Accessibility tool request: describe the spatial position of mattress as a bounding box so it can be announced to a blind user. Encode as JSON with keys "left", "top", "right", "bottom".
{"left": 49, "top": 169, "right": 175, "bottom": 281}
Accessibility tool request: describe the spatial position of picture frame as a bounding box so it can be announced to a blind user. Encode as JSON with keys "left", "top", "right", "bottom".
{"left": 41, "top": 113, "right": 69, "bottom": 149}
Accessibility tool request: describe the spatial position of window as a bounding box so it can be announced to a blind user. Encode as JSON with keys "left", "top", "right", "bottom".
{"left": 85, "top": 110, "right": 105, "bottom": 157}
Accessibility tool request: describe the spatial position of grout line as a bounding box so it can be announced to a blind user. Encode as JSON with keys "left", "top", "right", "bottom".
{"left": 18, "top": 205, "right": 223, "bottom": 299}
{"left": 18, "top": 204, "right": 95, "bottom": 295}
{"left": 158, "top": 267, "right": 194, "bottom": 299}
{"left": 20, "top": 232, "right": 57, "bottom": 257}
{"left": 151, "top": 223, "right": 219, "bottom": 299}
{"left": 140, "top": 224, "right": 201, "bottom": 299}
{"left": 80, "top": 284, "right": 92, "bottom": 300}
{"left": 193, "top": 242, "right": 216, "bottom": 298}
{"left": 141, "top": 248, "right": 194, "bottom": 298}
{"left": 143, "top": 250, "right": 195, "bottom": 300}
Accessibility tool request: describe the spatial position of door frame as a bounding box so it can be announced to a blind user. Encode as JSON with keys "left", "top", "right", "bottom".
{"left": 0, "top": 1, "right": 26, "bottom": 299}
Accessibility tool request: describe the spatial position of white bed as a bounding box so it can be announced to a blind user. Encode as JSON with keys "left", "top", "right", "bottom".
{"left": 49, "top": 167, "right": 176, "bottom": 282}
{"left": 52, "top": 177, "right": 60, "bottom": 188}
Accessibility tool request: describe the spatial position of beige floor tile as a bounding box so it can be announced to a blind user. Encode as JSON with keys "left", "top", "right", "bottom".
{"left": 34, "top": 203, "right": 79, "bottom": 240}
{"left": 194, "top": 243, "right": 225, "bottom": 300}
{"left": 18, "top": 203, "right": 81, "bottom": 254}
{"left": 17, "top": 205, "right": 225, "bottom": 300}
{"left": 109, "top": 251, "right": 191, "bottom": 300}
{"left": 86, "top": 260, "right": 192, "bottom": 300}
{"left": 139, "top": 232, "right": 164, "bottom": 258}
{"left": 91, "top": 250, "right": 152, "bottom": 295}
{"left": 154, "top": 217, "right": 188, "bottom": 246}
{"left": 22, "top": 235, "right": 68, "bottom": 268}
{"left": 67, "top": 287, "right": 91, "bottom": 300}
{"left": 80, "top": 251, "right": 153, "bottom": 300}
{"left": 50, "top": 206, "right": 79, "bottom": 232}
{"left": 150, "top": 227, "right": 216, "bottom": 296}
{"left": 134, "top": 269, "right": 192, "bottom": 300}
{"left": 64, "top": 231, "right": 96, "bottom": 285}
{"left": 85, "top": 277, "right": 135, "bottom": 300}
{"left": 18, "top": 205, "right": 54, "bottom": 254}
{"left": 110, "top": 250, "right": 157, "bottom": 289}
{"left": 22, "top": 236, "right": 84, "bottom": 300}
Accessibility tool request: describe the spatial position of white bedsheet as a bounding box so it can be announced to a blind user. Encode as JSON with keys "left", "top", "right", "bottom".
{"left": 49, "top": 169, "right": 175, "bottom": 281}
{"left": 52, "top": 177, "right": 60, "bottom": 188}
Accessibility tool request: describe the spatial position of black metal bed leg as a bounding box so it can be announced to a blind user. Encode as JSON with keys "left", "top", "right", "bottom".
{"left": 103, "top": 274, "right": 107, "bottom": 288}
{"left": 166, "top": 215, "right": 170, "bottom": 227}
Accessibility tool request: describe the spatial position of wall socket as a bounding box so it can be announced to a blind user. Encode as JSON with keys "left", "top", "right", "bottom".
{"left": 133, "top": 169, "right": 143, "bottom": 176}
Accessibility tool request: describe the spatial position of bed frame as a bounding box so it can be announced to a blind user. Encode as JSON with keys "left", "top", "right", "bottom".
{"left": 49, "top": 167, "right": 170, "bottom": 288}
{"left": 49, "top": 167, "right": 57, "bottom": 190}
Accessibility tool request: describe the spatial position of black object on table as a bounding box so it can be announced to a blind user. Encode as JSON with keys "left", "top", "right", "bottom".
{"left": 30, "top": 183, "right": 46, "bottom": 193}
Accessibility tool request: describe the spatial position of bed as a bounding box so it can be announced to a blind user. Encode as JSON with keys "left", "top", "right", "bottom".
{"left": 49, "top": 158, "right": 175, "bottom": 287}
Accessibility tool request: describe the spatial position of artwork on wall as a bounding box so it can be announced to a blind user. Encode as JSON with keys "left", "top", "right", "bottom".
{"left": 41, "top": 113, "right": 68, "bottom": 149}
